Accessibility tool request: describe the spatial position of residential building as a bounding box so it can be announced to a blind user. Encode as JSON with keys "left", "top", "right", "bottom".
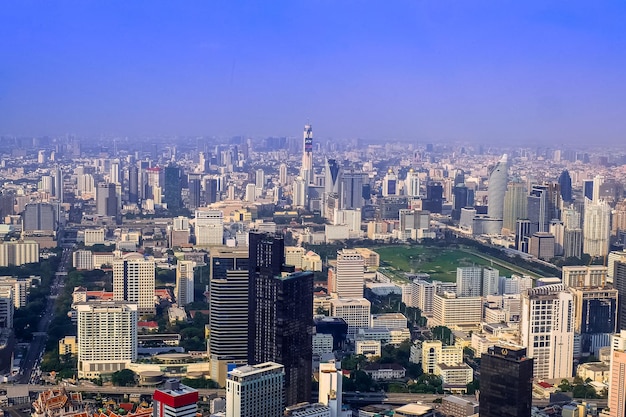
{"left": 153, "top": 379, "right": 198, "bottom": 417}
{"left": 113, "top": 253, "right": 156, "bottom": 315}
{"left": 432, "top": 293, "right": 483, "bottom": 327}
{"left": 608, "top": 330, "right": 626, "bottom": 417}
{"left": 175, "top": 260, "right": 195, "bottom": 306}
{"left": 333, "top": 249, "right": 364, "bottom": 298}
{"left": 225, "top": 362, "right": 284, "bottom": 417}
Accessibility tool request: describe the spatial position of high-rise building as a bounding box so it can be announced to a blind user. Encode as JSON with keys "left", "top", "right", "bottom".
{"left": 112, "top": 254, "right": 156, "bottom": 315}
{"left": 527, "top": 185, "right": 551, "bottom": 234}
{"left": 53, "top": 167, "right": 64, "bottom": 203}
{"left": 521, "top": 284, "right": 574, "bottom": 379}
{"left": 569, "top": 287, "right": 618, "bottom": 357}
{"left": 562, "top": 266, "right": 608, "bottom": 289}
{"left": 318, "top": 359, "right": 343, "bottom": 417}
{"left": 382, "top": 169, "right": 398, "bottom": 197}
{"left": 128, "top": 165, "right": 139, "bottom": 204}
{"left": 583, "top": 197, "right": 611, "bottom": 258}
{"left": 153, "top": 380, "right": 198, "bottom": 417}
{"left": 528, "top": 232, "right": 555, "bottom": 261}
{"left": 22, "top": 203, "right": 56, "bottom": 232}
{"left": 608, "top": 331, "right": 626, "bottom": 417}
{"left": 456, "top": 267, "right": 499, "bottom": 297}
{"left": 279, "top": 163, "right": 288, "bottom": 186}
{"left": 423, "top": 182, "right": 443, "bottom": 214}
{"left": 503, "top": 183, "right": 527, "bottom": 232}
{"left": 341, "top": 170, "right": 365, "bottom": 210}
{"left": 487, "top": 154, "right": 508, "bottom": 221}
{"left": 558, "top": 170, "right": 573, "bottom": 203}
{"left": 333, "top": 249, "right": 364, "bottom": 298}
{"left": 248, "top": 232, "right": 313, "bottom": 406}
{"left": 195, "top": 209, "right": 224, "bottom": 246}
{"left": 592, "top": 174, "right": 605, "bottom": 203}
{"left": 187, "top": 174, "right": 201, "bottom": 210}
{"left": 615, "top": 261, "right": 626, "bottom": 331}
{"left": 301, "top": 124, "right": 314, "bottom": 185}
{"left": 479, "top": 345, "right": 533, "bottom": 417}
{"left": 175, "top": 261, "right": 195, "bottom": 306}
{"left": 405, "top": 169, "right": 420, "bottom": 197}
{"left": 164, "top": 165, "right": 183, "bottom": 210}
{"left": 226, "top": 362, "right": 285, "bottom": 417}
{"left": 209, "top": 248, "right": 250, "bottom": 387}
{"left": 96, "top": 182, "right": 118, "bottom": 217}
{"left": 76, "top": 301, "right": 138, "bottom": 379}
{"left": 324, "top": 159, "right": 342, "bottom": 195}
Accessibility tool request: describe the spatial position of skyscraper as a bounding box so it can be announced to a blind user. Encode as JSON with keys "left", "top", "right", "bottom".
{"left": 608, "top": 331, "right": 626, "bottom": 417}
{"left": 325, "top": 158, "right": 342, "bottom": 195}
{"left": 521, "top": 284, "right": 574, "bottom": 379}
{"left": 248, "top": 231, "right": 313, "bottom": 406}
{"left": 615, "top": 261, "right": 626, "bottom": 331}
{"left": 301, "top": 124, "right": 313, "bottom": 185}
{"left": 164, "top": 165, "right": 183, "bottom": 210}
{"left": 187, "top": 174, "right": 201, "bottom": 210}
{"left": 195, "top": 209, "right": 224, "bottom": 246}
{"left": 503, "top": 183, "right": 527, "bottom": 232}
{"left": 22, "top": 203, "right": 56, "bottom": 232}
{"left": 583, "top": 197, "right": 611, "bottom": 258}
{"left": 319, "top": 359, "right": 343, "bottom": 417}
{"left": 382, "top": 169, "right": 398, "bottom": 197}
{"left": 479, "top": 345, "right": 533, "bottom": 417}
{"left": 76, "top": 300, "right": 138, "bottom": 379}
{"left": 112, "top": 254, "right": 156, "bottom": 315}
{"left": 53, "top": 167, "right": 64, "bottom": 203}
{"left": 341, "top": 170, "right": 365, "bottom": 210}
{"left": 405, "top": 169, "right": 420, "bottom": 197}
{"left": 96, "top": 182, "right": 118, "bottom": 217}
{"left": 527, "top": 185, "right": 551, "bottom": 234}
{"left": 333, "top": 249, "right": 365, "bottom": 298}
{"left": 226, "top": 362, "right": 285, "bottom": 417}
{"left": 209, "top": 248, "right": 250, "bottom": 387}
{"left": 175, "top": 260, "right": 195, "bottom": 306}
{"left": 487, "top": 154, "right": 508, "bottom": 221}
{"left": 558, "top": 170, "right": 573, "bottom": 203}
{"left": 128, "top": 165, "right": 139, "bottom": 204}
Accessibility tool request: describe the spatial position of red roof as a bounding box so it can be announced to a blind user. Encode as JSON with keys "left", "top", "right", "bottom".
{"left": 537, "top": 381, "right": 553, "bottom": 388}
{"left": 138, "top": 321, "right": 158, "bottom": 328}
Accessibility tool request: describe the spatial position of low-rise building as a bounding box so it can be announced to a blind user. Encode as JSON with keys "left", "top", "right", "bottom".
{"left": 440, "top": 395, "right": 479, "bottom": 417}
{"left": 363, "top": 363, "right": 406, "bottom": 380}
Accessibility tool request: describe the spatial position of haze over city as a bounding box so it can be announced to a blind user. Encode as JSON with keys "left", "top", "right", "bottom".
{"left": 2, "top": 1, "right": 626, "bottom": 144}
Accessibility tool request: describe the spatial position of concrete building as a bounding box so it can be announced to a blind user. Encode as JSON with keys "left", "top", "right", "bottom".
{"left": 329, "top": 298, "right": 371, "bottom": 337}
{"left": 583, "top": 198, "right": 611, "bottom": 258}
{"left": 562, "top": 265, "right": 608, "bottom": 289}
{"left": 432, "top": 293, "right": 483, "bottom": 327}
{"left": 608, "top": 330, "right": 626, "bottom": 417}
{"left": 76, "top": 301, "right": 138, "bottom": 379}
{"left": 333, "top": 249, "right": 364, "bottom": 298}
{"left": 153, "top": 380, "right": 198, "bottom": 417}
{"left": 528, "top": 232, "right": 555, "bottom": 261}
{"left": 441, "top": 395, "right": 479, "bottom": 417}
{"left": 521, "top": 284, "right": 574, "bottom": 379}
{"left": 175, "top": 260, "right": 195, "bottom": 306}
{"left": 420, "top": 340, "right": 464, "bottom": 375}
{"left": 112, "top": 254, "right": 156, "bottom": 315}
{"left": 0, "top": 241, "right": 39, "bottom": 266}
{"left": 225, "top": 362, "right": 284, "bottom": 417}
{"left": 195, "top": 209, "right": 224, "bottom": 246}
{"left": 318, "top": 359, "right": 343, "bottom": 417}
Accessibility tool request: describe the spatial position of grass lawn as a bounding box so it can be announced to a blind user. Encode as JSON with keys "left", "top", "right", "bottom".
{"left": 375, "top": 245, "right": 519, "bottom": 282}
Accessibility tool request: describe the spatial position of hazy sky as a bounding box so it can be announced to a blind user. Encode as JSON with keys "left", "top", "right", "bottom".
{"left": 1, "top": 1, "right": 625, "bottom": 144}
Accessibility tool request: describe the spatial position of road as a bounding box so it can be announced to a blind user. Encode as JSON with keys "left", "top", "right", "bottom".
{"left": 0, "top": 383, "right": 225, "bottom": 398}
{"left": 15, "top": 248, "right": 71, "bottom": 384}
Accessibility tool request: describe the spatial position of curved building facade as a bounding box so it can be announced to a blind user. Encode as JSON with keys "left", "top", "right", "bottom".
{"left": 487, "top": 154, "right": 509, "bottom": 220}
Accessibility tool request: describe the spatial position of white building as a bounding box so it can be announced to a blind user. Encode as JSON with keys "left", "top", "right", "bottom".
{"left": 0, "top": 241, "right": 39, "bottom": 267}
{"left": 329, "top": 298, "right": 371, "bottom": 337}
{"left": 73, "top": 250, "right": 94, "bottom": 270}
{"left": 285, "top": 403, "right": 331, "bottom": 417}
{"left": 84, "top": 228, "right": 106, "bottom": 246}
{"left": 356, "top": 340, "right": 382, "bottom": 358}
{"left": 76, "top": 301, "right": 138, "bottom": 379}
{"left": 113, "top": 253, "right": 156, "bottom": 315}
{"left": 312, "top": 333, "right": 334, "bottom": 356}
{"left": 285, "top": 246, "right": 306, "bottom": 269}
{"left": 521, "top": 284, "right": 574, "bottom": 379}
{"left": 432, "top": 293, "right": 483, "bottom": 327}
{"left": 318, "top": 359, "right": 343, "bottom": 417}
{"left": 195, "top": 209, "right": 224, "bottom": 246}
{"left": 420, "top": 340, "right": 464, "bottom": 375}
{"left": 333, "top": 249, "right": 364, "bottom": 298}
{"left": 371, "top": 313, "right": 408, "bottom": 330}
{"left": 175, "top": 260, "right": 195, "bottom": 306}
{"left": 0, "top": 286, "right": 14, "bottom": 328}
{"left": 561, "top": 265, "right": 608, "bottom": 289}
{"left": 226, "top": 362, "right": 284, "bottom": 417}
{"left": 583, "top": 198, "right": 611, "bottom": 258}
{"left": 153, "top": 380, "right": 198, "bottom": 417}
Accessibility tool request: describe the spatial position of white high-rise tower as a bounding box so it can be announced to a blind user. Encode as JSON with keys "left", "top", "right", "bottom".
{"left": 301, "top": 124, "right": 314, "bottom": 185}
{"left": 487, "top": 154, "right": 508, "bottom": 220}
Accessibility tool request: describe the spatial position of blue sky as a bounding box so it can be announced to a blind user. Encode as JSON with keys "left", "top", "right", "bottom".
{"left": 1, "top": 1, "right": 625, "bottom": 144}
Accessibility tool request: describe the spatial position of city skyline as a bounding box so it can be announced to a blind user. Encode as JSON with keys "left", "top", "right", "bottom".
{"left": 1, "top": 1, "right": 626, "bottom": 145}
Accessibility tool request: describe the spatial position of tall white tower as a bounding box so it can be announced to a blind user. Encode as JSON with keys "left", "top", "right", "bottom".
{"left": 487, "top": 154, "right": 508, "bottom": 220}
{"left": 405, "top": 169, "right": 420, "bottom": 197}
{"left": 319, "top": 359, "right": 343, "bottom": 417}
{"left": 334, "top": 249, "right": 365, "bottom": 298}
{"left": 301, "top": 124, "right": 314, "bottom": 185}
{"left": 175, "top": 260, "right": 195, "bottom": 306}
{"left": 226, "top": 362, "right": 285, "bottom": 417}
{"left": 583, "top": 197, "right": 611, "bottom": 257}
{"left": 112, "top": 254, "right": 156, "bottom": 315}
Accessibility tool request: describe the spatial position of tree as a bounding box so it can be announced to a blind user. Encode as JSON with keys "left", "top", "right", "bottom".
{"left": 111, "top": 369, "right": 136, "bottom": 386}
{"left": 431, "top": 326, "right": 453, "bottom": 345}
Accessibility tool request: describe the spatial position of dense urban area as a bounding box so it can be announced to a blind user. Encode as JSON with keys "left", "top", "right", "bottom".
{"left": 0, "top": 131, "right": 624, "bottom": 417}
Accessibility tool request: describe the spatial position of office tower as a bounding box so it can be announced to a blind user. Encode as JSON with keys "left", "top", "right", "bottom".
{"left": 528, "top": 232, "right": 555, "bottom": 260}
{"left": 593, "top": 174, "right": 605, "bottom": 202}
{"left": 226, "top": 362, "right": 285, "bottom": 417}
{"left": 583, "top": 197, "right": 611, "bottom": 257}
{"left": 582, "top": 178, "right": 594, "bottom": 201}
{"left": 487, "top": 154, "right": 508, "bottom": 220}
{"left": 195, "top": 209, "right": 223, "bottom": 246}
{"left": 319, "top": 359, "right": 343, "bottom": 417}
{"left": 278, "top": 163, "right": 288, "bottom": 185}
{"left": 608, "top": 331, "right": 626, "bottom": 417}
{"left": 244, "top": 183, "right": 256, "bottom": 202}
{"left": 515, "top": 219, "right": 531, "bottom": 251}
{"left": 333, "top": 249, "right": 364, "bottom": 298}
{"left": 558, "top": 170, "right": 573, "bottom": 203}
{"left": 187, "top": 174, "right": 201, "bottom": 210}
{"left": 163, "top": 165, "right": 182, "bottom": 210}
{"left": 405, "top": 168, "right": 420, "bottom": 197}
{"left": 562, "top": 266, "right": 608, "bottom": 289}
{"left": 0, "top": 193, "right": 14, "bottom": 219}
{"left": 22, "top": 203, "right": 55, "bottom": 232}
{"left": 329, "top": 298, "right": 371, "bottom": 337}
{"left": 452, "top": 185, "right": 468, "bottom": 221}
{"left": 550, "top": 220, "right": 565, "bottom": 256}
{"left": 248, "top": 232, "right": 313, "bottom": 406}
{"left": 128, "top": 165, "right": 139, "bottom": 204}
{"left": 300, "top": 124, "right": 314, "bottom": 185}
{"left": 209, "top": 248, "right": 250, "bottom": 387}
{"left": 40, "top": 175, "right": 53, "bottom": 195}
{"left": 293, "top": 177, "right": 307, "bottom": 208}
{"left": 569, "top": 287, "right": 618, "bottom": 356}
{"left": 205, "top": 177, "right": 219, "bottom": 204}
{"left": 503, "top": 183, "right": 527, "bottom": 232}
{"left": 527, "top": 185, "right": 551, "bottom": 234}
{"left": 175, "top": 261, "right": 195, "bottom": 306}
{"left": 433, "top": 293, "right": 483, "bottom": 327}
{"left": 198, "top": 151, "right": 209, "bottom": 173}
{"left": 456, "top": 267, "right": 482, "bottom": 297}
{"left": 521, "top": 284, "right": 574, "bottom": 379}
{"left": 37, "top": 150, "right": 45, "bottom": 164}
{"left": 0, "top": 241, "right": 40, "bottom": 267}
{"left": 564, "top": 228, "right": 583, "bottom": 259}
{"left": 616, "top": 261, "right": 626, "bottom": 331}
{"left": 324, "top": 158, "right": 342, "bottom": 195}
{"left": 255, "top": 168, "right": 265, "bottom": 189}
{"left": 96, "top": 182, "right": 118, "bottom": 217}
{"left": 53, "top": 167, "right": 64, "bottom": 203}
{"left": 341, "top": 170, "right": 365, "bottom": 210}
{"left": 112, "top": 254, "right": 156, "bottom": 315}
{"left": 153, "top": 380, "right": 198, "bottom": 417}
{"left": 479, "top": 345, "right": 533, "bottom": 417}
{"left": 76, "top": 301, "right": 138, "bottom": 379}
{"left": 423, "top": 182, "right": 443, "bottom": 213}
{"left": 382, "top": 169, "right": 398, "bottom": 197}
